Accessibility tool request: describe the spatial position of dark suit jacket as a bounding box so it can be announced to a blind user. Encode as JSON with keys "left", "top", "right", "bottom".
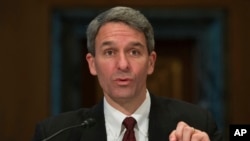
{"left": 32, "top": 94, "right": 223, "bottom": 141}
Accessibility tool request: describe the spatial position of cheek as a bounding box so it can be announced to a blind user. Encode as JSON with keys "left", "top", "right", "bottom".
{"left": 134, "top": 63, "right": 150, "bottom": 79}
{"left": 139, "top": 59, "right": 153, "bottom": 74}
{"left": 95, "top": 61, "right": 113, "bottom": 78}
{"left": 95, "top": 64, "right": 114, "bottom": 91}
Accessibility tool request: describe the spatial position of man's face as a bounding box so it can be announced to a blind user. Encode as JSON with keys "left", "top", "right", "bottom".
{"left": 86, "top": 22, "right": 156, "bottom": 103}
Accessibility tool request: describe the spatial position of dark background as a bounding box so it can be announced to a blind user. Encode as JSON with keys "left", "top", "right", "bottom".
{"left": 1, "top": 0, "right": 250, "bottom": 141}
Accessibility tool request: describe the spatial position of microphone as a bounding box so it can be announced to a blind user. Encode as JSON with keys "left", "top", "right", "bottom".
{"left": 42, "top": 118, "right": 96, "bottom": 141}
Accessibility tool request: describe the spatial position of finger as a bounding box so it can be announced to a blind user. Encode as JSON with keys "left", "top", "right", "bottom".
{"left": 182, "top": 126, "right": 195, "bottom": 141}
{"left": 191, "top": 131, "right": 210, "bottom": 141}
{"left": 169, "top": 130, "right": 177, "bottom": 141}
{"left": 175, "top": 121, "right": 189, "bottom": 139}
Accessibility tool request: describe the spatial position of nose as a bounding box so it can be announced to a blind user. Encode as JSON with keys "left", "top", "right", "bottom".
{"left": 117, "top": 52, "right": 129, "bottom": 71}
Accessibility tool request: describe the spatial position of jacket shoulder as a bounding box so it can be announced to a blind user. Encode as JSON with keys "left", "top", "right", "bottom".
{"left": 151, "top": 95, "right": 215, "bottom": 128}
{"left": 152, "top": 95, "right": 206, "bottom": 113}
{"left": 39, "top": 108, "right": 91, "bottom": 135}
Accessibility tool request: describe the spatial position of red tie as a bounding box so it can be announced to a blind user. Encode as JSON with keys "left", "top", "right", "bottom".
{"left": 122, "top": 117, "right": 137, "bottom": 141}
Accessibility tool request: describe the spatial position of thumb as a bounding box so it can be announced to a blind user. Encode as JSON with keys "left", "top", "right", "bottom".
{"left": 169, "top": 130, "right": 177, "bottom": 141}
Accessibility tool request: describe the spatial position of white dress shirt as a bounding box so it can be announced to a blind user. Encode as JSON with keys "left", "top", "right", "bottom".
{"left": 104, "top": 90, "right": 151, "bottom": 141}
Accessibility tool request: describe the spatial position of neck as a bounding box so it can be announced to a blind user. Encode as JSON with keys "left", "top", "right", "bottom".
{"left": 105, "top": 91, "right": 147, "bottom": 116}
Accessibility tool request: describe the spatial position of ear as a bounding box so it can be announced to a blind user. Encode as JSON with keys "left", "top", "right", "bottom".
{"left": 86, "top": 53, "right": 97, "bottom": 76}
{"left": 147, "top": 51, "right": 157, "bottom": 75}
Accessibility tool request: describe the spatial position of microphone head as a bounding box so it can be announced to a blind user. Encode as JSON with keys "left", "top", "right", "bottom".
{"left": 81, "top": 118, "right": 96, "bottom": 128}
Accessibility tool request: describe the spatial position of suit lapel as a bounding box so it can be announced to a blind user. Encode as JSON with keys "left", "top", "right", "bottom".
{"left": 148, "top": 94, "right": 177, "bottom": 141}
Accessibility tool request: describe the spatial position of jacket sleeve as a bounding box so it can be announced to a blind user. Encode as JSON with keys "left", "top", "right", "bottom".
{"left": 206, "top": 112, "right": 224, "bottom": 141}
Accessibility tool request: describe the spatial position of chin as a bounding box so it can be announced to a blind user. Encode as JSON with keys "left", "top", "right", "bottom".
{"left": 111, "top": 90, "right": 135, "bottom": 99}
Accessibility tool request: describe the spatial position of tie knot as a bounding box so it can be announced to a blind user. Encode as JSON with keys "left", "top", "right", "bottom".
{"left": 123, "top": 117, "right": 137, "bottom": 130}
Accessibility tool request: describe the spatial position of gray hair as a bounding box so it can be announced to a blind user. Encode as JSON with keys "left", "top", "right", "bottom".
{"left": 86, "top": 6, "right": 155, "bottom": 55}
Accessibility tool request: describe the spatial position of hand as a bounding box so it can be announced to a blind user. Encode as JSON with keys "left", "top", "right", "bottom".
{"left": 169, "top": 121, "right": 210, "bottom": 141}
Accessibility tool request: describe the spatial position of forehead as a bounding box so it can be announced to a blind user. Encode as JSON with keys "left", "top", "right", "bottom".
{"left": 96, "top": 22, "right": 145, "bottom": 41}
{"left": 94, "top": 22, "right": 147, "bottom": 50}
{"left": 100, "top": 21, "right": 140, "bottom": 32}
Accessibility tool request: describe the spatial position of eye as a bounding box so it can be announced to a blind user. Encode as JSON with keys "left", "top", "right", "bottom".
{"left": 104, "top": 49, "right": 115, "bottom": 56}
{"left": 129, "top": 49, "right": 141, "bottom": 56}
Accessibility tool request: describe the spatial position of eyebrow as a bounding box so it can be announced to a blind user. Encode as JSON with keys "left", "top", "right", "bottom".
{"left": 129, "top": 42, "right": 145, "bottom": 48}
{"left": 100, "top": 41, "right": 114, "bottom": 47}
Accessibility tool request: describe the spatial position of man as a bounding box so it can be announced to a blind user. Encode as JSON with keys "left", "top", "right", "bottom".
{"left": 33, "top": 6, "right": 222, "bottom": 141}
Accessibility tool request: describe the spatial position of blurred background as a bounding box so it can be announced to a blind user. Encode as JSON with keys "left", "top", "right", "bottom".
{"left": 0, "top": 0, "right": 250, "bottom": 141}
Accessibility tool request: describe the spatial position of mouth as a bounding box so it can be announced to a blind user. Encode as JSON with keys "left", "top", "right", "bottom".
{"left": 114, "top": 78, "right": 133, "bottom": 86}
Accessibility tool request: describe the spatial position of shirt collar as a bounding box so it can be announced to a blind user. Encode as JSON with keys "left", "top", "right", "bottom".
{"left": 104, "top": 90, "right": 151, "bottom": 137}
{"left": 131, "top": 90, "right": 150, "bottom": 136}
